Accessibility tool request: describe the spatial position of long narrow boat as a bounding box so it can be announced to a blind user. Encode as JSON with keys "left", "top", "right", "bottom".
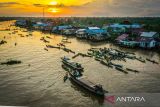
{"left": 100, "top": 60, "right": 113, "bottom": 68}
{"left": 115, "top": 66, "right": 128, "bottom": 74}
{"left": 68, "top": 69, "right": 108, "bottom": 97}
{"left": 146, "top": 58, "right": 159, "bottom": 64}
{"left": 61, "top": 57, "right": 84, "bottom": 72}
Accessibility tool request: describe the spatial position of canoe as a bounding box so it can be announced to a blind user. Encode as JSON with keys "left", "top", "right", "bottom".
{"left": 46, "top": 45, "right": 60, "bottom": 49}
{"left": 126, "top": 68, "right": 139, "bottom": 73}
{"left": 100, "top": 60, "right": 113, "bottom": 68}
{"left": 110, "top": 62, "right": 123, "bottom": 68}
{"left": 61, "top": 57, "right": 84, "bottom": 72}
{"left": 68, "top": 70, "right": 108, "bottom": 97}
{"left": 135, "top": 57, "right": 145, "bottom": 63}
{"left": 146, "top": 58, "right": 159, "bottom": 64}
{"left": 1, "top": 60, "right": 22, "bottom": 65}
{"left": 44, "top": 48, "right": 48, "bottom": 51}
{"left": 115, "top": 67, "right": 128, "bottom": 74}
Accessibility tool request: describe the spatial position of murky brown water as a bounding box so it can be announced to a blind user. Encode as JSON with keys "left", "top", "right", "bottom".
{"left": 0, "top": 21, "right": 160, "bottom": 107}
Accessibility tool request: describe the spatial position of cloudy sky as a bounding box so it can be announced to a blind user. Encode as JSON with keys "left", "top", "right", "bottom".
{"left": 0, "top": 0, "right": 160, "bottom": 17}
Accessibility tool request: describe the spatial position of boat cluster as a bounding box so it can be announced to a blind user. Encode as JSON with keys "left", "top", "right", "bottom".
{"left": 0, "top": 40, "right": 7, "bottom": 45}
{"left": 61, "top": 56, "right": 108, "bottom": 97}
{"left": 71, "top": 47, "right": 159, "bottom": 74}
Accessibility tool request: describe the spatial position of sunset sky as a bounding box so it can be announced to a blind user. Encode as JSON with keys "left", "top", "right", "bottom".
{"left": 0, "top": 0, "right": 160, "bottom": 17}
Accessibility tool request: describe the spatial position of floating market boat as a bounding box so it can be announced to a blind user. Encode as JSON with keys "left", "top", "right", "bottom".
{"left": 0, "top": 40, "right": 7, "bottom": 45}
{"left": 115, "top": 67, "right": 128, "bottom": 74}
{"left": 69, "top": 73, "right": 108, "bottom": 96}
{"left": 46, "top": 45, "right": 60, "bottom": 49}
{"left": 61, "top": 57, "right": 84, "bottom": 72}
{"left": 146, "top": 58, "right": 159, "bottom": 64}
{"left": 46, "top": 36, "right": 52, "bottom": 39}
{"left": 44, "top": 48, "right": 48, "bottom": 51}
{"left": 126, "top": 68, "right": 139, "bottom": 73}
{"left": 100, "top": 60, "right": 113, "bottom": 68}
{"left": 1, "top": 60, "right": 22, "bottom": 65}
{"left": 68, "top": 69, "right": 108, "bottom": 97}
{"left": 135, "top": 57, "right": 146, "bottom": 63}
{"left": 62, "top": 48, "right": 75, "bottom": 54}
{"left": 110, "top": 62, "right": 123, "bottom": 68}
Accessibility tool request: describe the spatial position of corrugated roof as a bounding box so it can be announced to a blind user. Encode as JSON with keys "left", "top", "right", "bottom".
{"left": 116, "top": 34, "right": 129, "bottom": 41}
{"left": 87, "top": 27, "right": 100, "bottom": 30}
{"left": 140, "top": 32, "right": 157, "bottom": 38}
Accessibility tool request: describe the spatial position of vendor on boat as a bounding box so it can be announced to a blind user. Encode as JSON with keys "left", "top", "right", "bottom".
{"left": 73, "top": 70, "right": 82, "bottom": 77}
{"left": 94, "top": 84, "right": 103, "bottom": 92}
{"left": 63, "top": 56, "right": 70, "bottom": 61}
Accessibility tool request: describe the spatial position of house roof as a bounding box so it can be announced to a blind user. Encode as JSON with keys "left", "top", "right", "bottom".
{"left": 131, "top": 24, "right": 142, "bottom": 29}
{"left": 116, "top": 34, "right": 129, "bottom": 41}
{"left": 87, "top": 27, "right": 100, "bottom": 30}
{"left": 109, "top": 23, "right": 142, "bottom": 29}
{"left": 86, "top": 29, "right": 107, "bottom": 35}
{"left": 137, "top": 37, "right": 155, "bottom": 42}
{"left": 57, "top": 25, "right": 72, "bottom": 30}
{"left": 140, "top": 32, "right": 157, "bottom": 38}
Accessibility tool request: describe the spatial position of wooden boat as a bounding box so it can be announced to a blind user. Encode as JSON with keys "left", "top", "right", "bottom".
{"left": 79, "top": 53, "right": 92, "bottom": 58}
{"left": 126, "top": 68, "right": 139, "bottom": 73}
{"left": 62, "top": 48, "right": 75, "bottom": 54}
{"left": 43, "top": 39, "right": 50, "bottom": 43}
{"left": 0, "top": 40, "right": 7, "bottom": 45}
{"left": 61, "top": 57, "right": 84, "bottom": 72}
{"left": 95, "top": 57, "right": 102, "bottom": 62}
{"left": 72, "top": 53, "right": 80, "bottom": 59}
{"left": 110, "top": 62, "right": 123, "bottom": 68}
{"left": 125, "top": 55, "right": 136, "bottom": 59}
{"left": 46, "top": 36, "right": 52, "bottom": 39}
{"left": 135, "top": 57, "right": 145, "bottom": 63}
{"left": 68, "top": 69, "right": 108, "bottom": 96}
{"left": 100, "top": 60, "right": 113, "bottom": 68}
{"left": 46, "top": 45, "right": 60, "bottom": 49}
{"left": 115, "top": 67, "right": 128, "bottom": 74}
{"left": 146, "top": 58, "right": 159, "bottom": 64}
{"left": 1, "top": 60, "right": 22, "bottom": 65}
{"left": 44, "top": 48, "right": 48, "bottom": 51}
{"left": 57, "top": 43, "right": 66, "bottom": 47}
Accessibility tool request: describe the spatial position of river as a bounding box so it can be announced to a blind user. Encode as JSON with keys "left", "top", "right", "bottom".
{"left": 0, "top": 21, "right": 160, "bottom": 107}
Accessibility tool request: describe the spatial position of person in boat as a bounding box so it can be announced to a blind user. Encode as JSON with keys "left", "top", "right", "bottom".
{"left": 63, "top": 56, "right": 70, "bottom": 61}
{"left": 73, "top": 70, "right": 82, "bottom": 77}
{"left": 64, "top": 72, "right": 68, "bottom": 82}
{"left": 94, "top": 84, "right": 103, "bottom": 92}
{"left": 76, "top": 63, "right": 82, "bottom": 68}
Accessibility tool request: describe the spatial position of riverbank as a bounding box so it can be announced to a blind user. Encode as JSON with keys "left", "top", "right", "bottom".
{"left": 13, "top": 17, "right": 160, "bottom": 52}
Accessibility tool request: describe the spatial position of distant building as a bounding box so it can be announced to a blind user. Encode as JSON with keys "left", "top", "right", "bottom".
{"left": 104, "top": 23, "right": 142, "bottom": 34}
{"left": 15, "top": 20, "right": 27, "bottom": 26}
{"left": 138, "top": 38, "right": 156, "bottom": 48}
{"left": 76, "top": 29, "right": 86, "bottom": 39}
{"left": 116, "top": 34, "right": 139, "bottom": 47}
{"left": 52, "top": 25, "right": 72, "bottom": 34}
{"left": 140, "top": 32, "right": 159, "bottom": 38}
{"left": 115, "top": 34, "right": 129, "bottom": 43}
{"left": 86, "top": 27, "right": 109, "bottom": 41}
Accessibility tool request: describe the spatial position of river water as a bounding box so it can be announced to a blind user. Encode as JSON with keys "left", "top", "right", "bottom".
{"left": 0, "top": 21, "right": 160, "bottom": 107}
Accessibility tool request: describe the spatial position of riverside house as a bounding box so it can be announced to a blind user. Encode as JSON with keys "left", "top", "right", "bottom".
{"left": 76, "top": 29, "right": 86, "bottom": 39}
{"left": 106, "top": 23, "right": 142, "bottom": 34}
{"left": 52, "top": 25, "right": 72, "bottom": 34}
{"left": 138, "top": 32, "right": 159, "bottom": 48}
{"left": 86, "top": 27, "right": 109, "bottom": 41}
{"left": 115, "top": 34, "right": 139, "bottom": 48}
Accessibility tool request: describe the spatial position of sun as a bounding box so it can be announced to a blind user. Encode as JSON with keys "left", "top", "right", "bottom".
{"left": 48, "top": 8, "right": 60, "bottom": 13}
{"left": 50, "top": 1, "right": 58, "bottom": 5}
